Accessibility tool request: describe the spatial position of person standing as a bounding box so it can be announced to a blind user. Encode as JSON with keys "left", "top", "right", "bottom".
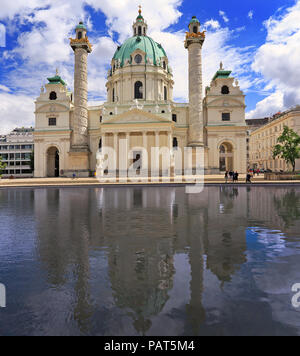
{"left": 234, "top": 171, "right": 239, "bottom": 182}
{"left": 225, "top": 171, "right": 228, "bottom": 183}
{"left": 246, "top": 173, "right": 252, "bottom": 184}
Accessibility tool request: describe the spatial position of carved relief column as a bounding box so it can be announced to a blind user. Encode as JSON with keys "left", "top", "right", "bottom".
{"left": 68, "top": 22, "right": 93, "bottom": 177}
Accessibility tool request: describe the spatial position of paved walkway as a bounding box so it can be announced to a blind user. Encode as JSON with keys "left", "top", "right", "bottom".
{"left": 0, "top": 175, "right": 299, "bottom": 188}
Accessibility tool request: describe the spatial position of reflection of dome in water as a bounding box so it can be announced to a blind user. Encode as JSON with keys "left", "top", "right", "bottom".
{"left": 108, "top": 238, "right": 175, "bottom": 334}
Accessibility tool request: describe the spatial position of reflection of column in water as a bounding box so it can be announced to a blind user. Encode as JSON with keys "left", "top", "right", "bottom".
{"left": 34, "top": 188, "right": 93, "bottom": 333}
{"left": 185, "top": 205, "right": 206, "bottom": 335}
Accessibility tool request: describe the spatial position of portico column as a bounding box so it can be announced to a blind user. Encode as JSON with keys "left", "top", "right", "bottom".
{"left": 155, "top": 131, "right": 160, "bottom": 147}
{"left": 126, "top": 132, "right": 130, "bottom": 171}
{"left": 142, "top": 131, "right": 148, "bottom": 174}
{"left": 113, "top": 133, "right": 118, "bottom": 172}
{"left": 154, "top": 131, "right": 160, "bottom": 175}
{"left": 168, "top": 130, "right": 173, "bottom": 177}
{"left": 168, "top": 131, "right": 172, "bottom": 150}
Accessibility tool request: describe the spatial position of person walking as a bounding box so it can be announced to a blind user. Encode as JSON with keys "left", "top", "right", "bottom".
{"left": 246, "top": 173, "right": 252, "bottom": 184}
{"left": 225, "top": 171, "right": 228, "bottom": 183}
{"left": 229, "top": 170, "right": 233, "bottom": 182}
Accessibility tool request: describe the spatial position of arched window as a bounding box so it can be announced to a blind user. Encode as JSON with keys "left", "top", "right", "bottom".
{"left": 164, "top": 86, "right": 167, "bottom": 101}
{"left": 134, "top": 28, "right": 137, "bottom": 36}
{"left": 193, "top": 26, "right": 198, "bottom": 34}
{"left": 221, "top": 85, "right": 230, "bottom": 94}
{"left": 99, "top": 138, "right": 102, "bottom": 151}
{"left": 143, "top": 27, "right": 146, "bottom": 35}
{"left": 112, "top": 88, "right": 115, "bottom": 102}
{"left": 138, "top": 26, "right": 142, "bottom": 36}
{"left": 134, "top": 81, "right": 143, "bottom": 99}
{"left": 163, "top": 61, "right": 166, "bottom": 70}
{"left": 78, "top": 31, "right": 82, "bottom": 40}
{"left": 49, "top": 91, "right": 57, "bottom": 100}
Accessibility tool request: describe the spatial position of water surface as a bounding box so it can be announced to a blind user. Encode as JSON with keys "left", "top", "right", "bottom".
{"left": 0, "top": 186, "right": 300, "bottom": 336}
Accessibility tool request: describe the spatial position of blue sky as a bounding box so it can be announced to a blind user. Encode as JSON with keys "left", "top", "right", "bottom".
{"left": 0, "top": 0, "right": 300, "bottom": 133}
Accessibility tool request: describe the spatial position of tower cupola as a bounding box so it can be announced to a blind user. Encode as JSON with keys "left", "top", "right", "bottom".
{"left": 188, "top": 16, "right": 200, "bottom": 34}
{"left": 132, "top": 6, "right": 148, "bottom": 36}
{"left": 75, "top": 21, "right": 87, "bottom": 40}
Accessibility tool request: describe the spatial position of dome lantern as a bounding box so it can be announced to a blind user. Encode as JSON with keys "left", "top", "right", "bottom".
{"left": 132, "top": 5, "right": 148, "bottom": 36}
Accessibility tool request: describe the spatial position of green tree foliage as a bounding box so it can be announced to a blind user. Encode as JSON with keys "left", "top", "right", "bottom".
{"left": 272, "top": 125, "right": 300, "bottom": 172}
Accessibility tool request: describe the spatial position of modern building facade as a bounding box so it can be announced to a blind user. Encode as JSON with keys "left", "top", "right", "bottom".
{"left": 249, "top": 107, "right": 300, "bottom": 171}
{"left": 34, "top": 9, "right": 247, "bottom": 178}
{"left": 0, "top": 128, "right": 34, "bottom": 178}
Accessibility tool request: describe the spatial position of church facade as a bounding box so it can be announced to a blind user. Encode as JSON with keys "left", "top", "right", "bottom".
{"left": 34, "top": 9, "right": 247, "bottom": 178}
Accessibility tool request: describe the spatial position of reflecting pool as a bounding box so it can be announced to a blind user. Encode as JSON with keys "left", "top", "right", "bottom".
{"left": 0, "top": 186, "right": 300, "bottom": 336}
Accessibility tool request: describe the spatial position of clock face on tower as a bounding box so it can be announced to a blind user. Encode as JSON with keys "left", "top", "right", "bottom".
{"left": 134, "top": 54, "right": 143, "bottom": 64}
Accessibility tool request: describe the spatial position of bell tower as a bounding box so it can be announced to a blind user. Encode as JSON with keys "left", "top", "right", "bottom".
{"left": 185, "top": 16, "right": 205, "bottom": 146}
{"left": 69, "top": 22, "right": 93, "bottom": 177}
{"left": 132, "top": 6, "right": 148, "bottom": 36}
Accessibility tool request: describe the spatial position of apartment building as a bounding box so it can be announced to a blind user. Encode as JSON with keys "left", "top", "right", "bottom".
{"left": 249, "top": 107, "right": 300, "bottom": 171}
{"left": 0, "top": 128, "right": 34, "bottom": 178}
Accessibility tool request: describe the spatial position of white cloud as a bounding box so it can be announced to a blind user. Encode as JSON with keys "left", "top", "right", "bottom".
{"left": 249, "top": 0, "right": 300, "bottom": 118}
{"left": 203, "top": 19, "right": 220, "bottom": 30}
{"left": 0, "top": 85, "right": 10, "bottom": 92}
{"left": 0, "top": 93, "right": 34, "bottom": 134}
{"left": 248, "top": 10, "right": 254, "bottom": 20}
{"left": 219, "top": 10, "right": 229, "bottom": 23}
{"left": 246, "top": 92, "right": 284, "bottom": 119}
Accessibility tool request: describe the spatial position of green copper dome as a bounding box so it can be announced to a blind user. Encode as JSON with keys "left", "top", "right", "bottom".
{"left": 113, "top": 36, "right": 167, "bottom": 68}
{"left": 189, "top": 16, "right": 200, "bottom": 24}
{"left": 76, "top": 21, "right": 86, "bottom": 30}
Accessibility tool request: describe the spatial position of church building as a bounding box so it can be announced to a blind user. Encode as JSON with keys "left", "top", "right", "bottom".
{"left": 34, "top": 8, "right": 247, "bottom": 178}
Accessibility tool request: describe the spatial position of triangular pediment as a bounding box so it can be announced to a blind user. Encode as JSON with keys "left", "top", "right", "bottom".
{"left": 207, "top": 97, "right": 245, "bottom": 107}
{"left": 35, "top": 103, "right": 70, "bottom": 113}
{"left": 103, "top": 108, "right": 171, "bottom": 125}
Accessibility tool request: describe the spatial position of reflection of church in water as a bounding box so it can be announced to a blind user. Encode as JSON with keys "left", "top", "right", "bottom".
{"left": 32, "top": 185, "right": 257, "bottom": 335}
{"left": 29, "top": 184, "right": 300, "bottom": 335}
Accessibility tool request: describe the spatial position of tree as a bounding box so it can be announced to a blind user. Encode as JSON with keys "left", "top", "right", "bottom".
{"left": 0, "top": 156, "right": 6, "bottom": 178}
{"left": 272, "top": 125, "right": 300, "bottom": 172}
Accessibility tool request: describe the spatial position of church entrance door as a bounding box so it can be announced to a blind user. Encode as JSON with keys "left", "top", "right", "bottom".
{"left": 47, "top": 147, "right": 60, "bottom": 177}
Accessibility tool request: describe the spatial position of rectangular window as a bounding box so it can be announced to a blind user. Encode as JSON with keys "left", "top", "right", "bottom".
{"left": 172, "top": 114, "right": 177, "bottom": 122}
{"left": 49, "top": 117, "right": 57, "bottom": 126}
{"left": 21, "top": 169, "right": 32, "bottom": 174}
{"left": 222, "top": 113, "right": 230, "bottom": 121}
